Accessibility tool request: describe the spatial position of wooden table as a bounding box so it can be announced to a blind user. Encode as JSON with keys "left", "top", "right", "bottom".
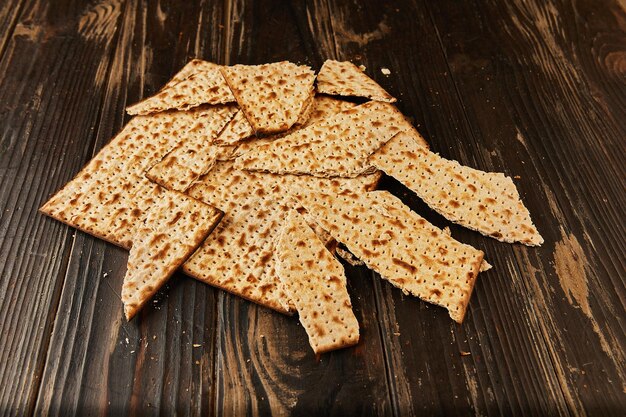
{"left": 0, "top": 0, "right": 624, "bottom": 415}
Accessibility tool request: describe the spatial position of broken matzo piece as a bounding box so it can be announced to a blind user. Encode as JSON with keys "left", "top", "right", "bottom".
{"left": 296, "top": 207, "right": 336, "bottom": 251}
{"left": 165, "top": 59, "right": 221, "bottom": 88}
{"left": 145, "top": 104, "right": 237, "bottom": 191}
{"left": 223, "top": 95, "right": 357, "bottom": 159}
{"left": 220, "top": 61, "right": 315, "bottom": 135}
{"left": 276, "top": 210, "right": 359, "bottom": 354}
{"left": 122, "top": 189, "right": 222, "bottom": 320}
{"left": 40, "top": 107, "right": 220, "bottom": 249}
{"left": 369, "top": 131, "right": 543, "bottom": 246}
{"left": 213, "top": 94, "right": 317, "bottom": 147}
{"left": 212, "top": 109, "right": 255, "bottom": 146}
{"left": 234, "top": 100, "right": 428, "bottom": 178}
{"left": 316, "top": 60, "right": 396, "bottom": 103}
{"left": 289, "top": 188, "right": 484, "bottom": 323}
{"left": 213, "top": 84, "right": 335, "bottom": 148}
{"left": 126, "top": 66, "right": 235, "bottom": 115}
{"left": 182, "top": 161, "right": 380, "bottom": 314}
{"left": 214, "top": 144, "right": 240, "bottom": 161}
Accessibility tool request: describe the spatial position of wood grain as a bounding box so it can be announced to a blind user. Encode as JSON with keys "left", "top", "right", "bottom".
{"left": 0, "top": 0, "right": 623, "bottom": 415}
{"left": 425, "top": 0, "right": 626, "bottom": 414}
{"left": 33, "top": 0, "right": 224, "bottom": 415}
{"left": 0, "top": 0, "right": 124, "bottom": 414}
{"left": 0, "top": 0, "right": 26, "bottom": 63}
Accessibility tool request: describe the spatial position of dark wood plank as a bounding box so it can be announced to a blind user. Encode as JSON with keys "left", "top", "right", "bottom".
{"left": 0, "top": 0, "right": 27, "bottom": 63}
{"left": 32, "top": 0, "right": 226, "bottom": 415}
{"left": 213, "top": 265, "right": 393, "bottom": 416}
{"left": 0, "top": 0, "right": 127, "bottom": 414}
{"left": 424, "top": 0, "right": 626, "bottom": 414}
{"left": 210, "top": 2, "right": 394, "bottom": 415}
{"left": 297, "top": 0, "right": 619, "bottom": 415}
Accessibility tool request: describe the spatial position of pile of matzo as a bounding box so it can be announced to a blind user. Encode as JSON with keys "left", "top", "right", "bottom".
{"left": 41, "top": 59, "right": 542, "bottom": 354}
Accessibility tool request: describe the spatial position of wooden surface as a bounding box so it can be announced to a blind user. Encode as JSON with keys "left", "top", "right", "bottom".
{"left": 0, "top": 0, "right": 624, "bottom": 415}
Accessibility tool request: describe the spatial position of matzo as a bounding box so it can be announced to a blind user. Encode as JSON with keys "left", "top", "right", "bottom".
{"left": 40, "top": 107, "right": 222, "bottom": 249}
{"left": 307, "top": 95, "right": 357, "bottom": 121}
{"left": 122, "top": 190, "right": 222, "bottom": 320}
{"left": 369, "top": 132, "right": 543, "bottom": 246}
{"left": 234, "top": 100, "right": 428, "bottom": 178}
{"left": 290, "top": 188, "right": 484, "bottom": 323}
{"left": 213, "top": 110, "right": 255, "bottom": 146}
{"left": 276, "top": 210, "right": 359, "bottom": 354}
{"left": 220, "top": 62, "right": 315, "bottom": 135}
{"left": 127, "top": 67, "right": 235, "bottom": 116}
{"left": 145, "top": 104, "right": 237, "bottom": 191}
{"left": 165, "top": 59, "right": 221, "bottom": 88}
{"left": 182, "top": 161, "right": 380, "bottom": 313}
{"left": 212, "top": 87, "right": 338, "bottom": 149}
{"left": 294, "top": 91, "right": 315, "bottom": 126}
{"left": 223, "top": 95, "right": 357, "bottom": 159}
{"left": 316, "top": 60, "right": 396, "bottom": 103}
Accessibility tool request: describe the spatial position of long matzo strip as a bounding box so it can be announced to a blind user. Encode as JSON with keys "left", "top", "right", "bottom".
{"left": 276, "top": 210, "right": 359, "bottom": 354}
{"left": 234, "top": 101, "right": 428, "bottom": 178}
{"left": 127, "top": 66, "right": 235, "bottom": 116}
{"left": 316, "top": 60, "right": 396, "bottom": 103}
{"left": 213, "top": 87, "right": 330, "bottom": 148}
{"left": 122, "top": 190, "right": 222, "bottom": 320}
{"left": 289, "top": 189, "right": 484, "bottom": 323}
{"left": 145, "top": 105, "right": 237, "bottom": 191}
{"left": 369, "top": 132, "right": 543, "bottom": 246}
{"left": 182, "top": 161, "right": 381, "bottom": 314}
{"left": 126, "top": 60, "right": 235, "bottom": 115}
{"left": 220, "top": 62, "right": 315, "bottom": 135}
